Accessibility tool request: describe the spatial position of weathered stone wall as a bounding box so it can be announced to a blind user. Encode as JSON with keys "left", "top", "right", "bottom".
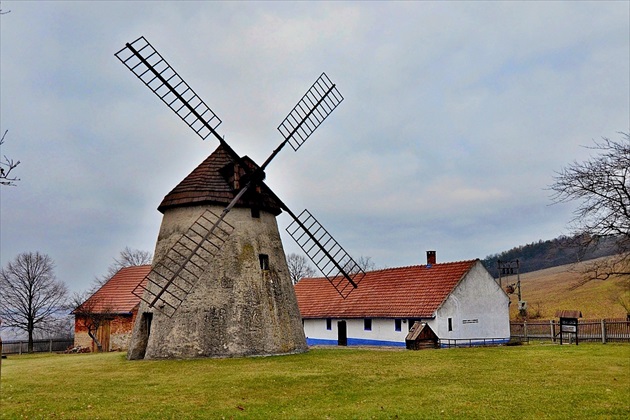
{"left": 74, "top": 313, "right": 136, "bottom": 351}
{"left": 128, "top": 204, "right": 307, "bottom": 359}
{"left": 109, "top": 315, "right": 135, "bottom": 351}
{"left": 74, "top": 319, "right": 93, "bottom": 349}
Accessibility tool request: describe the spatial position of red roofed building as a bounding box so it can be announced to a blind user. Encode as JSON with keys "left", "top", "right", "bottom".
{"left": 294, "top": 253, "right": 510, "bottom": 347}
{"left": 73, "top": 265, "right": 150, "bottom": 352}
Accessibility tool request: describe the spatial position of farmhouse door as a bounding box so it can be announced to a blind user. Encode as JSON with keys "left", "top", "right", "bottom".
{"left": 97, "top": 320, "right": 111, "bottom": 352}
{"left": 337, "top": 321, "right": 347, "bottom": 346}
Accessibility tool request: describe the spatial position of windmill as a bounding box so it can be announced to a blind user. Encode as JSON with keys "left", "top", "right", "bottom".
{"left": 115, "top": 37, "right": 366, "bottom": 359}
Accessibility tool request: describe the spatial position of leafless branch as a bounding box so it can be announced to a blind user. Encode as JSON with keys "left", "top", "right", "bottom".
{"left": 550, "top": 133, "right": 630, "bottom": 285}
{"left": 0, "top": 130, "right": 21, "bottom": 186}
{"left": 286, "top": 253, "right": 316, "bottom": 285}
{"left": 93, "top": 247, "right": 152, "bottom": 288}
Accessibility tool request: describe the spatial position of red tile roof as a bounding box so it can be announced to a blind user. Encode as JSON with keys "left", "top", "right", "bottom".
{"left": 294, "top": 260, "right": 478, "bottom": 319}
{"left": 158, "top": 144, "right": 282, "bottom": 215}
{"left": 74, "top": 265, "right": 150, "bottom": 314}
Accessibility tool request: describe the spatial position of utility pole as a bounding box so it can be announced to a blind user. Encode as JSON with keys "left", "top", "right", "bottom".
{"left": 498, "top": 259, "right": 526, "bottom": 316}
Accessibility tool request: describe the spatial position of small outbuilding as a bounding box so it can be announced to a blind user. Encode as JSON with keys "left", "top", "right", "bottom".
{"left": 405, "top": 322, "right": 439, "bottom": 350}
{"left": 73, "top": 265, "right": 149, "bottom": 352}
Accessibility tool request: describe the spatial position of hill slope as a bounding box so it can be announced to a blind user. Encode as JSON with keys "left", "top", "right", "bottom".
{"left": 505, "top": 257, "right": 629, "bottom": 320}
{"left": 482, "top": 235, "right": 620, "bottom": 277}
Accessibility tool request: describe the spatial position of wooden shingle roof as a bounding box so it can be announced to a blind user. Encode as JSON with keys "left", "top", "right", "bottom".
{"left": 295, "top": 260, "right": 478, "bottom": 319}
{"left": 158, "top": 144, "right": 282, "bottom": 215}
{"left": 74, "top": 265, "right": 150, "bottom": 314}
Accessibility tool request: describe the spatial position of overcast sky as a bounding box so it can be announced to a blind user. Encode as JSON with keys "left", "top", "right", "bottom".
{"left": 1, "top": 1, "right": 628, "bottom": 294}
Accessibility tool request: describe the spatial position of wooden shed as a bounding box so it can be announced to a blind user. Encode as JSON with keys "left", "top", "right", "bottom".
{"left": 73, "top": 265, "right": 150, "bottom": 352}
{"left": 405, "top": 322, "right": 439, "bottom": 350}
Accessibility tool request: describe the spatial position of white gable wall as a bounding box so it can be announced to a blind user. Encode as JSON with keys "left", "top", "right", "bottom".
{"left": 434, "top": 261, "right": 510, "bottom": 344}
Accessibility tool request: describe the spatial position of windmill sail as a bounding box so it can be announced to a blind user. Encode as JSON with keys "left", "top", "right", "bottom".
{"left": 132, "top": 209, "right": 234, "bottom": 317}
{"left": 277, "top": 73, "right": 344, "bottom": 152}
{"left": 115, "top": 36, "right": 222, "bottom": 142}
{"left": 286, "top": 209, "right": 366, "bottom": 298}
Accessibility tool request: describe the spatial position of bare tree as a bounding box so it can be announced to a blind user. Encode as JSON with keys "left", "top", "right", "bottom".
{"left": 286, "top": 253, "right": 316, "bottom": 285}
{"left": 355, "top": 255, "right": 377, "bottom": 272}
{"left": 71, "top": 291, "right": 115, "bottom": 352}
{"left": 0, "top": 130, "right": 20, "bottom": 186}
{"left": 94, "top": 247, "right": 152, "bottom": 288}
{"left": 550, "top": 133, "right": 630, "bottom": 285}
{"left": 0, "top": 252, "right": 68, "bottom": 352}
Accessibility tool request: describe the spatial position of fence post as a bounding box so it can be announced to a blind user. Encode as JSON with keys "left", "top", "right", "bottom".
{"left": 601, "top": 319, "right": 606, "bottom": 344}
{"left": 550, "top": 320, "right": 555, "bottom": 342}
{"left": 49, "top": 339, "right": 53, "bottom": 353}
{"left": 523, "top": 321, "right": 528, "bottom": 342}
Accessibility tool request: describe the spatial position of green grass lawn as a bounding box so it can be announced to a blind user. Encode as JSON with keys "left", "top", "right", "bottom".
{"left": 1, "top": 344, "right": 628, "bottom": 419}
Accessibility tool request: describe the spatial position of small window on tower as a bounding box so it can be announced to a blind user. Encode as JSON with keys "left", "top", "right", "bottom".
{"left": 251, "top": 207, "right": 260, "bottom": 218}
{"left": 259, "top": 254, "right": 269, "bottom": 271}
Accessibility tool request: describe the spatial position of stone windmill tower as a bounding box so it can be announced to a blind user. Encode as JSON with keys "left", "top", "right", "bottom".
{"left": 116, "top": 37, "right": 366, "bottom": 359}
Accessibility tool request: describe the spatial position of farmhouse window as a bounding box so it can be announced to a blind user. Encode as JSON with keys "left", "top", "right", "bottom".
{"left": 259, "top": 254, "right": 269, "bottom": 271}
{"left": 326, "top": 318, "right": 332, "bottom": 330}
{"left": 448, "top": 317, "right": 453, "bottom": 332}
{"left": 394, "top": 319, "right": 402, "bottom": 332}
{"left": 251, "top": 207, "right": 260, "bottom": 218}
{"left": 364, "top": 318, "right": 372, "bottom": 331}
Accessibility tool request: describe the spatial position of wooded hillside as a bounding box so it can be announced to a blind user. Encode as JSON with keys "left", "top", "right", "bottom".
{"left": 481, "top": 234, "right": 620, "bottom": 277}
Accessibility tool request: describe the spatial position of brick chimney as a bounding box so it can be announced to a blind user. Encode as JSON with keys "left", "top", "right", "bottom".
{"left": 426, "top": 250, "right": 436, "bottom": 266}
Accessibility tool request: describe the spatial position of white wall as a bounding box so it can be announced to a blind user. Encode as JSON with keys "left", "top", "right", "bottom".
{"left": 434, "top": 261, "right": 510, "bottom": 343}
{"left": 304, "top": 318, "right": 411, "bottom": 346}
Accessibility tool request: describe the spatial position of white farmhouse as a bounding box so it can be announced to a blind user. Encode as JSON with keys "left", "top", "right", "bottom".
{"left": 294, "top": 252, "right": 510, "bottom": 348}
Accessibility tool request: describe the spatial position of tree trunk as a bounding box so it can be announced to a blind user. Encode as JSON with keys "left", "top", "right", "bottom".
{"left": 87, "top": 329, "right": 103, "bottom": 352}
{"left": 27, "top": 328, "right": 33, "bottom": 353}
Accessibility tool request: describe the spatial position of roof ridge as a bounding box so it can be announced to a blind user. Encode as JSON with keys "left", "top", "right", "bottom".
{"left": 299, "top": 259, "right": 478, "bottom": 281}
{"left": 365, "top": 259, "right": 478, "bottom": 273}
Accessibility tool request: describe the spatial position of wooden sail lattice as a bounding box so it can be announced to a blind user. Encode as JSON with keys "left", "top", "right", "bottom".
{"left": 277, "top": 73, "right": 343, "bottom": 151}
{"left": 287, "top": 209, "right": 365, "bottom": 298}
{"left": 132, "top": 210, "right": 234, "bottom": 317}
{"left": 115, "top": 36, "right": 222, "bottom": 141}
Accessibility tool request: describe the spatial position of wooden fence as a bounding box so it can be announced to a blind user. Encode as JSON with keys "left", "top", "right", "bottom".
{"left": 510, "top": 319, "right": 630, "bottom": 343}
{"left": 1, "top": 338, "right": 74, "bottom": 354}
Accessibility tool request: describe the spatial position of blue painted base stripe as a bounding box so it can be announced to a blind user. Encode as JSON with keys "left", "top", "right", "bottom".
{"left": 306, "top": 338, "right": 338, "bottom": 346}
{"left": 306, "top": 337, "right": 406, "bottom": 347}
{"left": 347, "top": 338, "right": 406, "bottom": 347}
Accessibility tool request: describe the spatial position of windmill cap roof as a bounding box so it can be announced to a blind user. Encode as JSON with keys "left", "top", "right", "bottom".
{"left": 158, "top": 144, "right": 282, "bottom": 215}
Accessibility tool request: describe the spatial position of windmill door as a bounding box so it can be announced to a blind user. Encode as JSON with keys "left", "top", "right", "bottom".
{"left": 337, "top": 321, "right": 347, "bottom": 346}
{"left": 97, "top": 320, "right": 111, "bottom": 352}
